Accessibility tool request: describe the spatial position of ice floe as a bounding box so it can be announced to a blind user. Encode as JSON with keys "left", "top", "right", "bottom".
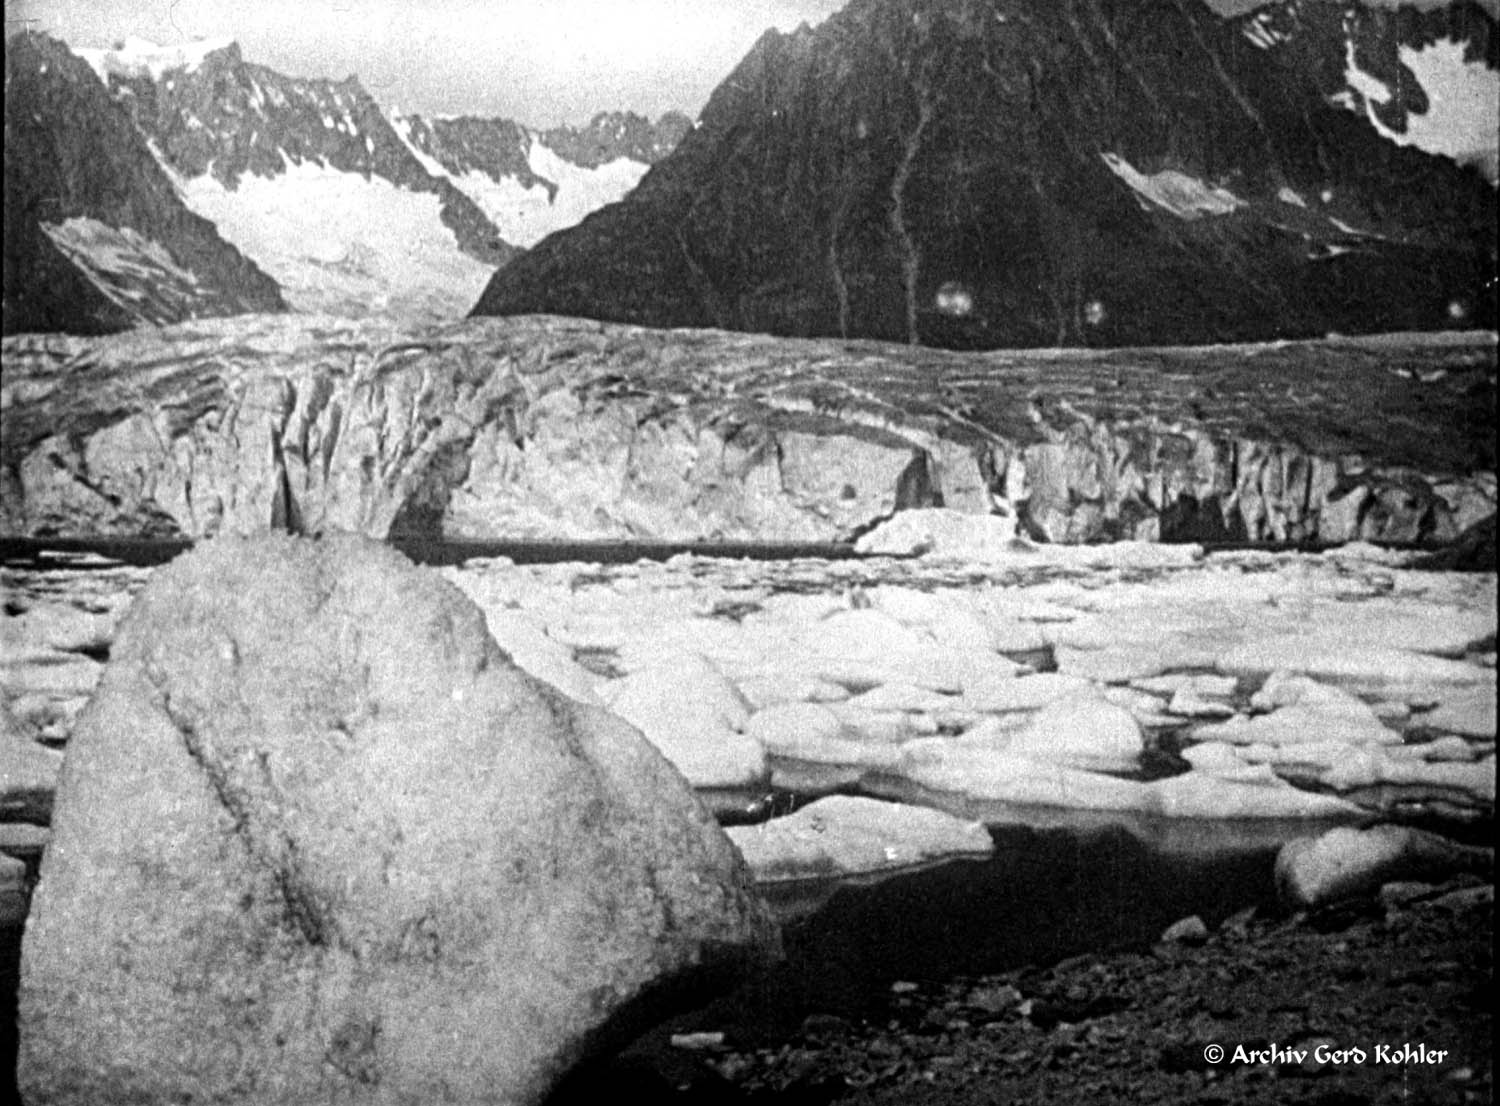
{"left": 725, "top": 795, "right": 993, "bottom": 883}
{"left": 602, "top": 654, "right": 767, "bottom": 790}
{"left": 1276, "top": 824, "right": 1494, "bottom": 909}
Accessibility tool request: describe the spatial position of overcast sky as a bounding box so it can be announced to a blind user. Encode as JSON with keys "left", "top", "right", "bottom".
{"left": 5, "top": 0, "right": 851, "bottom": 125}
{"left": 5, "top": 0, "right": 1494, "bottom": 127}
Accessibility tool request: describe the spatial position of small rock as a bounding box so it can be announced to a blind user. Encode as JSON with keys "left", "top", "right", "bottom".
{"left": 966, "top": 983, "right": 1022, "bottom": 1015}
{"left": 1428, "top": 883, "right": 1494, "bottom": 911}
{"left": 1218, "top": 906, "right": 1257, "bottom": 938}
{"left": 670, "top": 1032, "right": 726, "bottom": 1051}
{"left": 1378, "top": 880, "right": 1439, "bottom": 908}
{"left": 1159, "top": 915, "right": 1210, "bottom": 945}
{"left": 800, "top": 1013, "right": 852, "bottom": 1039}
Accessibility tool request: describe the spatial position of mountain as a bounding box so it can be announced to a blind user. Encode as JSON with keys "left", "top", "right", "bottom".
{"left": 471, "top": 0, "right": 1499, "bottom": 350}
{"left": 68, "top": 35, "right": 519, "bottom": 323}
{"left": 392, "top": 110, "right": 691, "bottom": 247}
{"left": 3, "top": 33, "right": 287, "bottom": 336}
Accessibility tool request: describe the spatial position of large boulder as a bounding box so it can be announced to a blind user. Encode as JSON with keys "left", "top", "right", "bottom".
{"left": 18, "top": 533, "right": 776, "bottom": 1106}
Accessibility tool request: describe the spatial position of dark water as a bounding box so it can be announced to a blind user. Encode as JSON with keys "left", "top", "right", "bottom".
{"left": 0, "top": 534, "right": 1459, "bottom": 574}
{"left": 542, "top": 818, "right": 1304, "bottom": 1104}
{"left": 0, "top": 536, "right": 866, "bottom": 569}
{"left": 694, "top": 820, "right": 1296, "bottom": 1039}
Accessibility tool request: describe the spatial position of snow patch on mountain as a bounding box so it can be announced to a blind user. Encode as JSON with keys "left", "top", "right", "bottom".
{"left": 40, "top": 217, "right": 210, "bottom": 324}
{"left": 73, "top": 36, "right": 233, "bottom": 84}
{"left": 391, "top": 117, "right": 451, "bottom": 179}
{"left": 175, "top": 157, "right": 493, "bottom": 321}
{"left": 391, "top": 117, "right": 650, "bottom": 248}
{"left": 1099, "top": 154, "right": 1248, "bottom": 220}
{"left": 1337, "top": 35, "right": 1500, "bottom": 183}
{"left": 499, "top": 144, "right": 648, "bottom": 248}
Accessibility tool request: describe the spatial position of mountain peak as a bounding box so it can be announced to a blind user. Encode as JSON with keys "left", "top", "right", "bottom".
{"left": 72, "top": 35, "right": 239, "bottom": 85}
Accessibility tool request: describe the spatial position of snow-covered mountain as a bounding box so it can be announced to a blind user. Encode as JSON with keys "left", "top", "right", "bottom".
{"left": 5, "top": 34, "right": 690, "bottom": 333}
{"left": 473, "top": 0, "right": 1498, "bottom": 349}
{"left": 67, "top": 35, "right": 518, "bottom": 324}
{"left": 3, "top": 33, "right": 287, "bottom": 336}
{"left": 394, "top": 111, "right": 691, "bottom": 247}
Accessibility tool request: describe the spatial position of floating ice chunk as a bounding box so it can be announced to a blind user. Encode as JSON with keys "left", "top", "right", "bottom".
{"left": 1006, "top": 695, "right": 1145, "bottom": 771}
{"left": 1165, "top": 686, "right": 1238, "bottom": 719}
{"left": 1320, "top": 748, "right": 1495, "bottom": 802}
{"left": 735, "top": 674, "right": 850, "bottom": 709}
{"left": 1104, "top": 685, "right": 1188, "bottom": 727}
{"left": 602, "top": 654, "right": 765, "bottom": 789}
{"left": 897, "top": 742, "right": 1360, "bottom": 820}
{"left": 1178, "top": 740, "right": 1244, "bottom": 774}
{"left": 743, "top": 701, "right": 839, "bottom": 751}
{"left": 1301, "top": 598, "right": 1496, "bottom": 658}
{"left": 844, "top": 682, "right": 958, "bottom": 714}
{"left": 800, "top": 609, "right": 965, "bottom": 692}
{"left": 726, "top": 795, "right": 993, "bottom": 883}
{"left": 961, "top": 672, "right": 1095, "bottom": 713}
{"left": 1136, "top": 674, "right": 1239, "bottom": 698}
{"left": 746, "top": 703, "right": 912, "bottom": 780}
{"left": 1250, "top": 671, "right": 1375, "bottom": 714}
{"left": 854, "top": 508, "right": 1019, "bottom": 559}
{"left": 1055, "top": 642, "right": 1215, "bottom": 683}
{"left": 1150, "top": 768, "right": 1362, "bottom": 820}
{"left": 1218, "top": 635, "right": 1492, "bottom": 695}
{"left": 1276, "top": 824, "right": 1492, "bottom": 909}
{"left": 1192, "top": 703, "right": 1402, "bottom": 748}
{"left": 829, "top": 704, "right": 935, "bottom": 743}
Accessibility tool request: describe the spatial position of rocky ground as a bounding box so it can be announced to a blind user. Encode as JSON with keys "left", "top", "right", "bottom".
{"left": 561, "top": 877, "right": 1492, "bottom": 1106}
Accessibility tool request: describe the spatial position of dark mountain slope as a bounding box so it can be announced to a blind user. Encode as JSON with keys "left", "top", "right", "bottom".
{"left": 3, "top": 33, "right": 287, "bottom": 336}
{"left": 471, "top": 0, "right": 1497, "bottom": 349}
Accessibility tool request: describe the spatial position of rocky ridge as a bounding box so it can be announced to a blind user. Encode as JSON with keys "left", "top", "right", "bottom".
{"left": 18, "top": 35, "right": 693, "bottom": 327}
{"left": 63, "top": 35, "right": 518, "bottom": 322}
{"left": 396, "top": 109, "right": 691, "bottom": 194}
{"left": 472, "top": 0, "right": 1498, "bottom": 348}
{"left": 0, "top": 315, "right": 1493, "bottom": 546}
{"left": 392, "top": 110, "right": 691, "bottom": 249}
{"left": 2, "top": 33, "right": 287, "bottom": 336}
{"left": 83, "top": 37, "right": 515, "bottom": 269}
